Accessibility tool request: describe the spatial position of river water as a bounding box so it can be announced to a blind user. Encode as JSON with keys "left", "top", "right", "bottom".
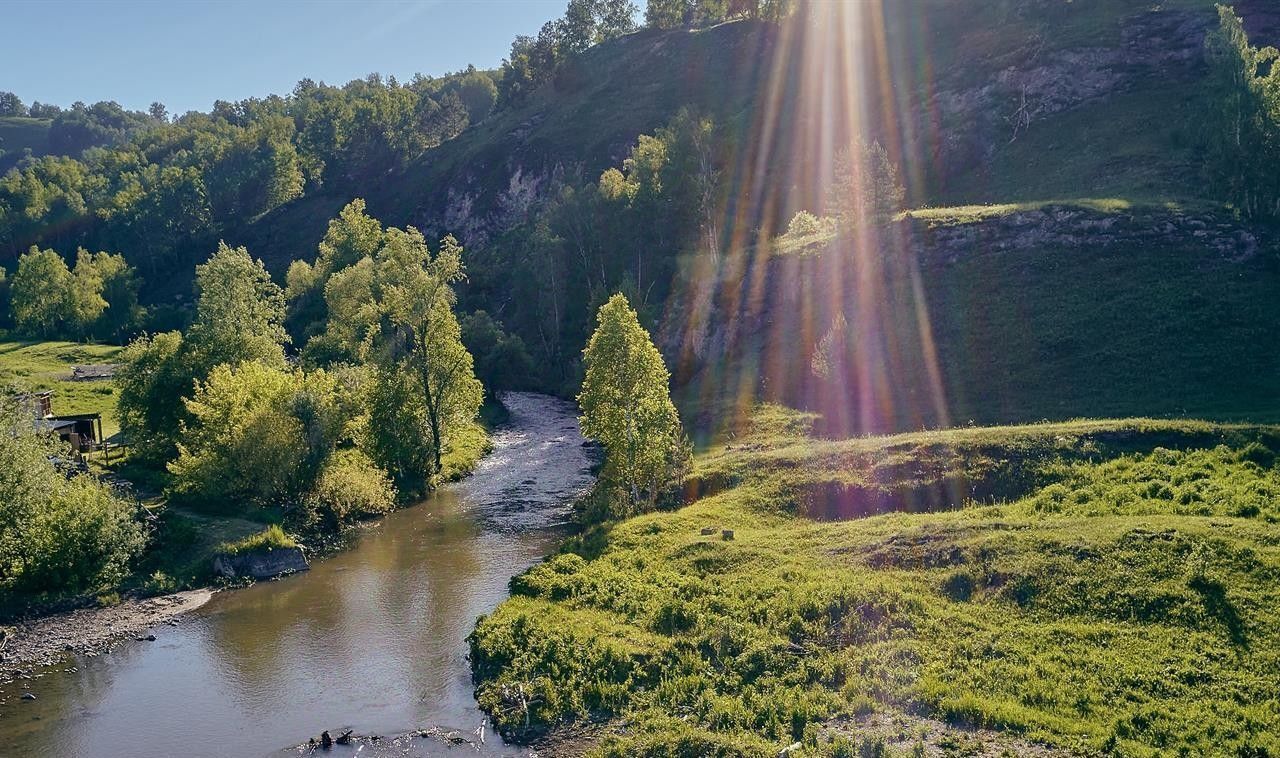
{"left": 0, "top": 393, "right": 594, "bottom": 758}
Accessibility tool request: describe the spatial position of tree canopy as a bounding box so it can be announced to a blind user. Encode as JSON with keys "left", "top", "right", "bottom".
{"left": 579, "top": 293, "right": 688, "bottom": 514}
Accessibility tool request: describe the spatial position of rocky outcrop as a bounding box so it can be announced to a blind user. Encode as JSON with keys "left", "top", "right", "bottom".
{"left": 917, "top": 205, "right": 1263, "bottom": 266}
{"left": 212, "top": 547, "right": 309, "bottom": 580}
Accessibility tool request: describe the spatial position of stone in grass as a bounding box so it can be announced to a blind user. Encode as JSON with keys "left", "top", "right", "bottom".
{"left": 700, "top": 527, "right": 716, "bottom": 536}
{"left": 722, "top": 529, "right": 735, "bottom": 541}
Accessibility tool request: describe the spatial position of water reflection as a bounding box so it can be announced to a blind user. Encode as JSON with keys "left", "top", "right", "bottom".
{"left": 0, "top": 394, "right": 592, "bottom": 758}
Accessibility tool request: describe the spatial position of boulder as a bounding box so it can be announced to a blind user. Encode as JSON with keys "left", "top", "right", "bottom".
{"left": 212, "top": 546, "right": 308, "bottom": 580}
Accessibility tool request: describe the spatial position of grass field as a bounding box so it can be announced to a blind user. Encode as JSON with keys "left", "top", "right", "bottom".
{"left": 0, "top": 116, "right": 51, "bottom": 174}
{"left": 471, "top": 407, "right": 1280, "bottom": 756}
{"left": 0, "top": 340, "right": 124, "bottom": 436}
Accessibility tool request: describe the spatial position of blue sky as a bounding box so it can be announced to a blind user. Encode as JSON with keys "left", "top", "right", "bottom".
{"left": 2, "top": 0, "right": 568, "bottom": 115}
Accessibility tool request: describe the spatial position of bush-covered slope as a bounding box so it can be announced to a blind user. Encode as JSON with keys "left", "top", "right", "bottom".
{"left": 471, "top": 410, "right": 1280, "bottom": 756}
{"left": 0, "top": 117, "right": 51, "bottom": 174}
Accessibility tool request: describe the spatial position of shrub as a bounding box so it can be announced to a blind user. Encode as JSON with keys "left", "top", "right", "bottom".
{"left": 216, "top": 524, "right": 296, "bottom": 556}
{"left": 300, "top": 449, "right": 396, "bottom": 530}
{"left": 0, "top": 400, "right": 146, "bottom": 603}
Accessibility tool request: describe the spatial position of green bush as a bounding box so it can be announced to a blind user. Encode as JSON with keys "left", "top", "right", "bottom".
{"left": 0, "top": 400, "right": 146, "bottom": 604}
{"left": 300, "top": 449, "right": 396, "bottom": 529}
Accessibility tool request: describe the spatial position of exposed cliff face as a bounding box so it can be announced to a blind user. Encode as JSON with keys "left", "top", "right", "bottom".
{"left": 663, "top": 206, "right": 1280, "bottom": 437}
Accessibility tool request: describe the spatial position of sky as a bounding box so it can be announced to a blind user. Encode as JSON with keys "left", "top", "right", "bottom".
{"left": 2, "top": 0, "right": 568, "bottom": 115}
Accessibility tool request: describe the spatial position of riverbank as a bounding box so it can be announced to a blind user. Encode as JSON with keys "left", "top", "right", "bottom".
{"left": 0, "top": 391, "right": 596, "bottom": 757}
{"left": 0, "top": 402, "right": 500, "bottom": 693}
{"left": 471, "top": 410, "right": 1280, "bottom": 755}
{"left": 0, "top": 589, "right": 212, "bottom": 688}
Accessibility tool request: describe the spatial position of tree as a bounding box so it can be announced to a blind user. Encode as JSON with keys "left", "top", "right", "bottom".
{"left": 0, "top": 92, "right": 26, "bottom": 117}
{"left": 80, "top": 250, "right": 142, "bottom": 342}
{"left": 149, "top": 102, "right": 169, "bottom": 122}
{"left": 10, "top": 247, "right": 74, "bottom": 337}
{"left": 167, "top": 360, "right": 382, "bottom": 521}
{"left": 1202, "top": 5, "right": 1280, "bottom": 219}
{"left": 578, "top": 293, "right": 688, "bottom": 511}
{"left": 186, "top": 241, "right": 289, "bottom": 373}
{"left": 367, "top": 230, "right": 483, "bottom": 481}
{"left": 461, "top": 310, "right": 534, "bottom": 393}
{"left": 287, "top": 198, "right": 386, "bottom": 344}
{"left": 67, "top": 249, "right": 111, "bottom": 339}
{"left": 310, "top": 217, "right": 483, "bottom": 487}
{"left": 115, "top": 330, "right": 191, "bottom": 464}
{"left": 828, "top": 139, "right": 904, "bottom": 231}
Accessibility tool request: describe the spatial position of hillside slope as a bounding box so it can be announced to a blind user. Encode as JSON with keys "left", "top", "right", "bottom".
{"left": 664, "top": 202, "right": 1280, "bottom": 438}
{"left": 217, "top": 2, "right": 1280, "bottom": 434}
{"left": 472, "top": 411, "right": 1280, "bottom": 755}
{"left": 0, "top": 117, "right": 51, "bottom": 175}
{"left": 238, "top": 0, "right": 1275, "bottom": 267}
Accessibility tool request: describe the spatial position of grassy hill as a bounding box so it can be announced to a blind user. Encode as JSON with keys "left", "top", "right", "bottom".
{"left": 0, "top": 116, "right": 51, "bottom": 175}
{"left": 0, "top": 340, "right": 123, "bottom": 435}
{"left": 471, "top": 409, "right": 1280, "bottom": 755}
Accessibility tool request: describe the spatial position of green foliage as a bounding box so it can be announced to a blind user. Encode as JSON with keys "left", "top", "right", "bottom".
{"left": 0, "top": 397, "right": 145, "bottom": 604}
{"left": 115, "top": 330, "right": 191, "bottom": 464}
{"left": 0, "top": 71, "right": 483, "bottom": 272}
{"left": 168, "top": 362, "right": 307, "bottom": 508}
{"left": 829, "top": 140, "right": 904, "bottom": 232}
{"left": 644, "top": 0, "right": 794, "bottom": 29}
{"left": 498, "top": 0, "right": 638, "bottom": 107}
{"left": 116, "top": 241, "right": 289, "bottom": 466}
{"left": 186, "top": 241, "right": 288, "bottom": 372}
{"left": 303, "top": 204, "right": 484, "bottom": 488}
{"left": 1202, "top": 5, "right": 1280, "bottom": 219}
{"left": 287, "top": 198, "right": 385, "bottom": 345}
{"left": 215, "top": 524, "right": 296, "bottom": 556}
{"left": 7, "top": 246, "right": 141, "bottom": 341}
{"left": 167, "top": 362, "right": 361, "bottom": 511}
{"left": 460, "top": 309, "right": 534, "bottom": 392}
{"left": 579, "top": 293, "right": 689, "bottom": 514}
{"left": 300, "top": 448, "right": 396, "bottom": 530}
{"left": 9, "top": 247, "right": 75, "bottom": 337}
{"left": 473, "top": 412, "right": 1280, "bottom": 754}
{"left": 0, "top": 92, "right": 26, "bottom": 118}
{"left": 775, "top": 211, "right": 838, "bottom": 256}
{"left": 79, "top": 249, "right": 143, "bottom": 341}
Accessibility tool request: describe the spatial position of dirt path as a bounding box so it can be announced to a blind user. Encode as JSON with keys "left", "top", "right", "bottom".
{"left": 0, "top": 589, "right": 213, "bottom": 688}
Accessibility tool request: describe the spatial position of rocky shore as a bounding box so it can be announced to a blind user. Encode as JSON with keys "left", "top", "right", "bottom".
{"left": 0, "top": 589, "right": 213, "bottom": 689}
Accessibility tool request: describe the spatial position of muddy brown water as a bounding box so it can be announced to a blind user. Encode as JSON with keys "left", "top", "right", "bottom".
{"left": 0, "top": 393, "right": 595, "bottom": 757}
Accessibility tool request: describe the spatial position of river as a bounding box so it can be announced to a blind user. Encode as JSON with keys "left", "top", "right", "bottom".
{"left": 0, "top": 392, "right": 594, "bottom": 757}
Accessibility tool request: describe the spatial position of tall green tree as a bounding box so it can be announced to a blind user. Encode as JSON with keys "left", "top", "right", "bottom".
{"left": 115, "top": 330, "right": 191, "bottom": 464}
{"left": 186, "top": 241, "right": 289, "bottom": 373}
{"left": 310, "top": 217, "right": 483, "bottom": 486}
{"left": 1203, "top": 5, "right": 1280, "bottom": 219}
{"left": 578, "top": 293, "right": 688, "bottom": 511}
{"left": 367, "top": 230, "right": 483, "bottom": 482}
{"left": 286, "top": 198, "right": 385, "bottom": 343}
{"left": 116, "top": 242, "right": 287, "bottom": 465}
{"left": 9, "top": 247, "right": 75, "bottom": 338}
{"left": 828, "top": 139, "right": 904, "bottom": 232}
{"left": 67, "top": 249, "right": 110, "bottom": 339}
{"left": 81, "top": 250, "right": 142, "bottom": 342}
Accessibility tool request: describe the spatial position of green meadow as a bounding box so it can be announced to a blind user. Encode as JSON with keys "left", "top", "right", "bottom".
{"left": 472, "top": 409, "right": 1280, "bottom": 756}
